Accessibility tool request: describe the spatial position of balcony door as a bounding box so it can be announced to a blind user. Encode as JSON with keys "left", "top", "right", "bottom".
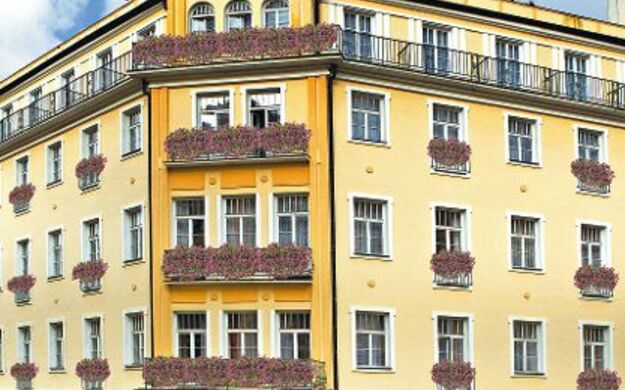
{"left": 95, "top": 49, "right": 114, "bottom": 92}
{"left": 565, "top": 53, "right": 588, "bottom": 101}
{"left": 496, "top": 39, "right": 521, "bottom": 87}
{"left": 59, "top": 70, "right": 76, "bottom": 109}
{"left": 344, "top": 11, "right": 372, "bottom": 60}
{"left": 423, "top": 26, "right": 449, "bottom": 74}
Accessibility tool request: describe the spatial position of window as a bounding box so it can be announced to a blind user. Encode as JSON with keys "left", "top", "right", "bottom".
{"left": 226, "top": 312, "right": 259, "bottom": 358}
{"left": 59, "top": 70, "right": 76, "bottom": 109}
{"left": 123, "top": 206, "right": 143, "bottom": 262}
{"left": 344, "top": 10, "right": 372, "bottom": 59}
{"left": 125, "top": 313, "right": 145, "bottom": 367}
{"left": 225, "top": 0, "right": 252, "bottom": 31}
{"left": 0, "top": 328, "right": 3, "bottom": 372}
{"left": 435, "top": 207, "right": 466, "bottom": 253}
{"left": 437, "top": 317, "right": 470, "bottom": 363}
{"left": 47, "top": 229, "right": 63, "bottom": 278}
{"left": 122, "top": 106, "right": 142, "bottom": 156}
{"left": 224, "top": 196, "right": 256, "bottom": 246}
{"left": 49, "top": 322, "right": 64, "bottom": 371}
{"left": 582, "top": 325, "right": 611, "bottom": 370}
{"left": 565, "top": 52, "right": 588, "bottom": 101}
{"left": 350, "top": 91, "right": 385, "bottom": 143}
{"left": 82, "top": 125, "right": 100, "bottom": 158}
{"left": 29, "top": 88, "right": 43, "bottom": 125}
{"left": 578, "top": 129, "right": 604, "bottom": 162}
{"left": 355, "top": 311, "right": 391, "bottom": 369}
{"left": 275, "top": 194, "right": 308, "bottom": 246}
{"left": 173, "top": 199, "right": 206, "bottom": 247}
{"left": 510, "top": 216, "right": 541, "bottom": 270}
{"left": 95, "top": 49, "right": 114, "bottom": 91}
{"left": 247, "top": 89, "right": 281, "bottom": 128}
{"left": 432, "top": 104, "right": 464, "bottom": 141}
{"left": 1, "top": 104, "right": 13, "bottom": 140}
{"left": 18, "top": 326, "right": 31, "bottom": 363}
{"left": 263, "top": 0, "right": 289, "bottom": 28}
{"left": 277, "top": 312, "right": 310, "bottom": 360}
{"left": 83, "top": 219, "right": 101, "bottom": 261}
{"left": 85, "top": 318, "right": 102, "bottom": 359}
{"left": 353, "top": 198, "right": 388, "bottom": 257}
{"left": 580, "top": 224, "right": 608, "bottom": 267}
{"left": 496, "top": 39, "right": 521, "bottom": 86}
{"left": 190, "top": 3, "right": 215, "bottom": 32}
{"left": 423, "top": 25, "right": 450, "bottom": 73}
{"left": 46, "top": 142, "right": 63, "bottom": 184}
{"left": 137, "top": 24, "right": 156, "bottom": 41}
{"left": 197, "top": 92, "right": 230, "bottom": 130}
{"left": 16, "top": 156, "right": 29, "bottom": 185}
{"left": 508, "top": 117, "right": 538, "bottom": 164}
{"left": 16, "top": 239, "right": 30, "bottom": 276}
{"left": 512, "top": 320, "right": 544, "bottom": 375}
{"left": 176, "top": 313, "right": 207, "bottom": 358}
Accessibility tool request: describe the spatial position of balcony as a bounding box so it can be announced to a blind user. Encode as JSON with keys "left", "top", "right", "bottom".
{"left": 7, "top": 275, "right": 36, "bottom": 305}
{"left": 431, "top": 251, "right": 475, "bottom": 289}
{"left": 574, "top": 265, "right": 618, "bottom": 299}
{"left": 143, "top": 357, "right": 326, "bottom": 389}
{"left": 163, "top": 244, "right": 312, "bottom": 283}
{"left": 9, "top": 183, "right": 35, "bottom": 214}
{"left": 0, "top": 52, "right": 132, "bottom": 147}
{"left": 72, "top": 260, "right": 109, "bottom": 293}
{"left": 571, "top": 159, "right": 614, "bottom": 195}
{"left": 164, "top": 124, "right": 310, "bottom": 167}
{"left": 76, "top": 155, "right": 107, "bottom": 191}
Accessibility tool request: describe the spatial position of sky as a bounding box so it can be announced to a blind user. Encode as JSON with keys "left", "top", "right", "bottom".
{"left": 0, "top": 0, "right": 608, "bottom": 81}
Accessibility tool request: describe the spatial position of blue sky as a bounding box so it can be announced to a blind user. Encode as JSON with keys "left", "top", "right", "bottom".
{"left": 539, "top": 0, "right": 605, "bottom": 20}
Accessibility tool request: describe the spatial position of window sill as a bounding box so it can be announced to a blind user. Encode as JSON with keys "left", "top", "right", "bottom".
{"left": 80, "top": 184, "right": 101, "bottom": 194}
{"left": 579, "top": 295, "right": 613, "bottom": 302}
{"left": 507, "top": 160, "right": 542, "bottom": 169}
{"left": 121, "top": 150, "right": 143, "bottom": 161}
{"left": 124, "top": 365, "right": 143, "bottom": 371}
{"left": 432, "top": 284, "right": 473, "bottom": 292}
{"left": 353, "top": 368, "right": 395, "bottom": 374}
{"left": 511, "top": 373, "right": 546, "bottom": 379}
{"left": 46, "top": 180, "right": 64, "bottom": 190}
{"left": 351, "top": 253, "right": 392, "bottom": 262}
{"left": 82, "top": 289, "right": 103, "bottom": 297}
{"left": 16, "top": 301, "right": 32, "bottom": 307}
{"left": 348, "top": 139, "right": 391, "bottom": 149}
{"left": 49, "top": 369, "right": 66, "bottom": 374}
{"left": 429, "top": 169, "right": 471, "bottom": 179}
{"left": 576, "top": 189, "right": 610, "bottom": 198}
{"left": 47, "top": 275, "right": 65, "bottom": 282}
{"left": 509, "top": 268, "right": 545, "bottom": 275}
{"left": 123, "top": 258, "right": 145, "bottom": 267}
{"left": 14, "top": 208, "right": 31, "bottom": 217}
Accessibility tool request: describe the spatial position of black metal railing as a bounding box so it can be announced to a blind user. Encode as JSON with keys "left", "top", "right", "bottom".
{"left": 433, "top": 272, "right": 473, "bottom": 288}
{"left": 580, "top": 285, "right": 613, "bottom": 299}
{"left": 431, "top": 159, "right": 471, "bottom": 175}
{"left": 577, "top": 181, "right": 610, "bottom": 195}
{"left": 0, "top": 52, "right": 132, "bottom": 145}
{"left": 339, "top": 30, "right": 625, "bottom": 110}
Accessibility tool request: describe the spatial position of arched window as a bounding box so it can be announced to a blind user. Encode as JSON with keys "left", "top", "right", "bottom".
{"left": 225, "top": 0, "right": 252, "bottom": 31}
{"left": 263, "top": 0, "right": 289, "bottom": 28}
{"left": 189, "top": 2, "right": 215, "bottom": 33}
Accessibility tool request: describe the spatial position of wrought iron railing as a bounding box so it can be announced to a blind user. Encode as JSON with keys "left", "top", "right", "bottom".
{"left": 577, "top": 181, "right": 610, "bottom": 195}
{"left": 0, "top": 52, "right": 132, "bottom": 145}
{"left": 80, "top": 279, "right": 102, "bottom": 293}
{"left": 433, "top": 272, "right": 473, "bottom": 288}
{"left": 14, "top": 291, "right": 31, "bottom": 304}
{"left": 580, "top": 285, "right": 613, "bottom": 299}
{"left": 431, "top": 159, "right": 471, "bottom": 175}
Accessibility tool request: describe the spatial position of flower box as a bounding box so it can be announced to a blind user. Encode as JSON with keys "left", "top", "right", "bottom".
{"left": 133, "top": 24, "right": 339, "bottom": 68}
{"left": 10, "top": 363, "right": 38, "bottom": 387}
{"left": 164, "top": 123, "right": 310, "bottom": 162}
{"left": 571, "top": 159, "right": 614, "bottom": 194}
{"left": 72, "top": 260, "right": 109, "bottom": 292}
{"left": 75, "top": 154, "right": 107, "bottom": 190}
{"left": 9, "top": 183, "right": 35, "bottom": 213}
{"left": 577, "top": 369, "right": 622, "bottom": 390}
{"left": 574, "top": 265, "right": 619, "bottom": 298}
{"left": 431, "top": 361, "right": 475, "bottom": 390}
{"left": 143, "top": 357, "right": 325, "bottom": 389}
{"left": 7, "top": 275, "right": 36, "bottom": 304}
{"left": 76, "top": 358, "right": 110, "bottom": 389}
{"left": 428, "top": 139, "right": 471, "bottom": 174}
{"left": 163, "top": 244, "right": 312, "bottom": 282}
{"left": 431, "top": 251, "right": 475, "bottom": 288}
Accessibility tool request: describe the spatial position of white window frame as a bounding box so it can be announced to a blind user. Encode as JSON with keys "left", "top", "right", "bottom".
{"left": 348, "top": 193, "right": 394, "bottom": 259}
{"left": 221, "top": 310, "right": 263, "bottom": 358}
{"left": 14, "top": 154, "right": 30, "bottom": 186}
{"left": 123, "top": 308, "right": 148, "bottom": 367}
{"left": 428, "top": 100, "right": 470, "bottom": 143}
{"left": 172, "top": 196, "right": 209, "bottom": 248}
{"left": 191, "top": 88, "right": 235, "bottom": 128}
{"left": 220, "top": 194, "right": 260, "bottom": 246}
{"left": 82, "top": 315, "right": 104, "bottom": 359}
{"left": 120, "top": 103, "right": 144, "bottom": 158}
{"left": 271, "top": 193, "right": 310, "bottom": 246}
{"left": 578, "top": 321, "right": 615, "bottom": 371}
{"left": 506, "top": 211, "right": 546, "bottom": 273}
{"left": 45, "top": 139, "right": 64, "bottom": 185}
{"left": 432, "top": 312, "right": 474, "bottom": 364}
{"left": 46, "top": 226, "right": 65, "bottom": 279}
{"left": 16, "top": 323, "right": 33, "bottom": 364}
{"left": 241, "top": 84, "right": 286, "bottom": 126}
{"left": 121, "top": 203, "right": 145, "bottom": 263}
{"left": 350, "top": 306, "right": 395, "bottom": 372}
{"left": 173, "top": 311, "right": 210, "bottom": 358}
{"left": 0, "top": 325, "right": 5, "bottom": 373}
{"left": 188, "top": 2, "right": 216, "bottom": 33}
{"left": 272, "top": 310, "right": 312, "bottom": 360}
{"left": 47, "top": 318, "right": 66, "bottom": 372}
{"left": 81, "top": 216, "right": 103, "bottom": 262}
{"left": 508, "top": 316, "right": 547, "bottom": 376}
{"left": 430, "top": 202, "right": 472, "bottom": 254}
{"left": 573, "top": 125, "right": 609, "bottom": 163}
{"left": 14, "top": 237, "right": 31, "bottom": 276}
{"left": 262, "top": 0, "right": 290, "bottom": 28}
{"left": 504, "top": 113, "right": 542, "bottom": 166}
{"left": 346, "top": 87, "right": 391, "bottom": 145}
{"left": 79, "top": 122, "right": 101, "bottom": 159}
{"left": 576, "top": 220, "right": 612, "bottom": 267}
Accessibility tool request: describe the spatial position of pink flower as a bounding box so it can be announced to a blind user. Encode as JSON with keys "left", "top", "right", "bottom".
{"left": 431, "top": 361, "right": 476, "bottom": 389}
{"left": 75, "top": 358, "right": 111, "bottom": 383}
{"left": 571, "top": 159, "right": 615, "bottom": 188}
{"left": 431, "top": 251, "right": 475, "bottom": 278}
{"left": 428, "top": 138, "right": 472, "bottom": 167}
{"left": 574, "top": 265, "right": 619, "bottom": 291}
{"left": 8, "top": 183, "right": 35, "bottom": 207}
{"left": 259, "top": 244, "right": 312, "bottom": 279}
{"left": 75, "top": 154, "right": 107, "bottom": 179}
{"left": 261, "top": 123, "right": 310, "bottom": 155}
{"left": 577, "top": 369, "right": 622, "bottom": 390}
{"left": 72, "top": 260, "right": 109, "bottom": 283}
{"left": 7, "top": 275, "right": 36, "bottom": 294}
{"left": 10, "top": 363, "right": 38, "bottom": 381}
{"left": 212, "top": 245, "right": 259, "bottom": 280}
{"left": 212, "top": 126, "right": 261, "bottom": 157}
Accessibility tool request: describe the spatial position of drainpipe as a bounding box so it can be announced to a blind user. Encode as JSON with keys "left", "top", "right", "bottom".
{"left": 327, "top": 63, "right": 338, "bottom": 390}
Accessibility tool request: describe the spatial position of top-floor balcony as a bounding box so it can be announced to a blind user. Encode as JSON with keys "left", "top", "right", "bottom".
{"left": 0, "top": 52, "right": 132, "bottom": 147}
{"left": 132, "top": 25, "right": 625, "bottom": 112}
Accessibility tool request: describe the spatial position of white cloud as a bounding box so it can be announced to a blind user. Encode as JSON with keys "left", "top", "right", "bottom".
{"left": 0, "top": 0, "right": 89, "bottom": 81}
{"left": 103, "top": 0, "right": 127, "bottom": 15}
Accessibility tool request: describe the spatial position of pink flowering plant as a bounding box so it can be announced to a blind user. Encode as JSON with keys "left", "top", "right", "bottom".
{"left": 431, "top": 361, "right": 476, "bottom": 389}
{"left": 10, "top": 363, "right": 38, "bottom": 381}
{"left": 571, "top": 159, "right": 615, "bottom": 189}
{"left": 75, "top": 358, "right": 111, "bottom": 383}
{"left": 261, "top": 123, "right": 311, "bottom": 155}
{"left": 133, "top": 24, "right": 339, "bottom": 67}
{"left": 7, "top": 275, "right": 36, "bottom": 294}
{"left": 431, "top": 251, "right": 475, "bottom": 278}
{"left": 577, "top": 369, "right": 622, "bottom": 390}
{"left": 574, "top": 265, "right": 619, "bottom": 292}
{"left": 212, "top": 126, "right": 261, "bottom": 157}
{"left": 9, "top": 183, "right": 35, "bottom": 209}
{"left": 75, "top": 154, "right": 107, "bottom": 180}
{"left": 143, "top": 357, "right": 322, "bottom": 389}
{"left": 164, "top": 128, "right": 213, "bottom": 161}
{"left": 72, "top": 260, "right": 109, "bottom": 283}
{"left": 428, "top": 138, "right": 472, "bottom": 167}
{"left": 163, "top": 244, "right": 312, "bottom": 281}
